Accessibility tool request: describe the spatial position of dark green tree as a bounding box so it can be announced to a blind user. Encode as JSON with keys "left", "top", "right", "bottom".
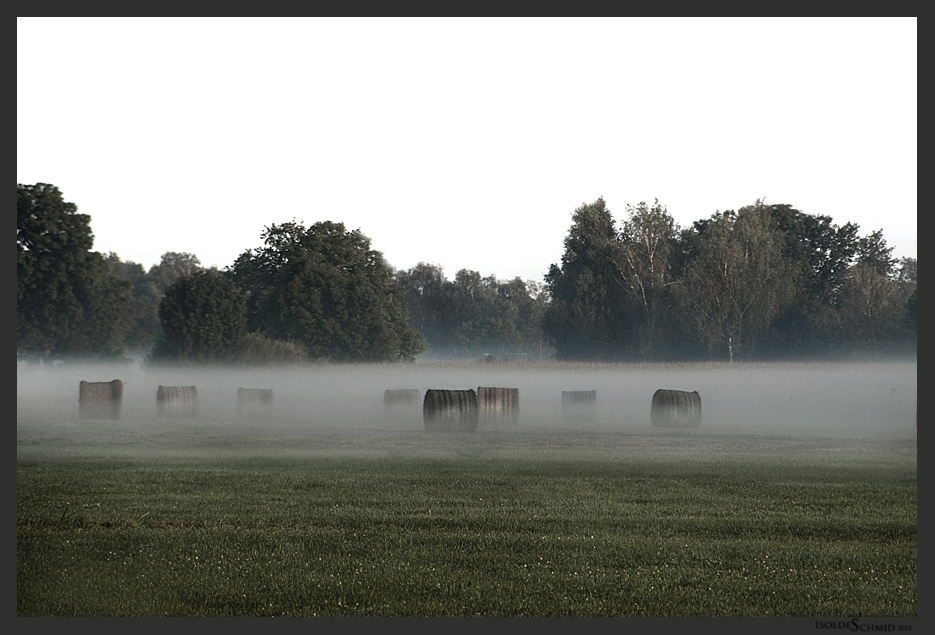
{"left": 543, "top": 198, "right": 631, "bottom": 360}
{"left": 758, "top": 204, "right": 860, "bottom": 357}
{"left": 394, "top": 262, "right": 456, "bottom": 353}
{"left": 104, "top": 253, "right": 157, "bottom": 353}
{"left": 905, "top": 288, "right": 917, "bottom": 340}
{"left": 150, "top": 270, "right": 247, "bottom": 363}
{"left": 896, "top": 257, "right": 917, "bottom": 347}
{"left": 17, "top": 183, "right": 130, "bottom": 358}
{"left": 230, "top": 221, "right": 424, "bottom": 362}
{"left": 94, "top": 251, "right": 206, "bottom": 356}
{"left": 496, "top": 277, "right": 551, "bottom": 361}
{"left": 395, "top": 264, "right": 549, "bottom": 360}
{"left": 449, "top": 269, "right": 509, "bottom": 358}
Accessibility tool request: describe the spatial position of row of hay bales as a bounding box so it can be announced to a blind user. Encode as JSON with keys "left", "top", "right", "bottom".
{"left": 78, "top": 381, "right": 273, "bottom": 420}
{"left": 79, "top": 380, "right": 700, "bottom": 429}
{"left": 416, "top": 387, "right": 701, "bottom": 432}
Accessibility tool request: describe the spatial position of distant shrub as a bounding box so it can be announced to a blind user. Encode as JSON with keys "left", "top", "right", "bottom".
{"left": 237, "top": 332, "right": 309, "bottom": 365}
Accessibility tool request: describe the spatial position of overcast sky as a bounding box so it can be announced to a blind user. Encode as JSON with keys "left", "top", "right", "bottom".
{"left": 18, "top": 18, "right": 916, "bottom": 284}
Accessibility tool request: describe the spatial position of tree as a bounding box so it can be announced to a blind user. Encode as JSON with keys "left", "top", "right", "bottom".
{"left": 149, "top": 252, "right": 203, "bottom": 293}
{"left": 448, "top": 269, "right": 503, "bottom": 357}
{"left": 896, "top": 257, "right": 917, "bottom": 346}
{"left": 395, "top": 264, "right": 549, "bottom": 360}
{"left": 17, "top": 183, "right": 130, "bottom": 358}
{"left": 856, "top": 230, "right": 898, "bottom": 277}
{"left": 758, "top": 204, "right": 860, "bottom": 357}
{"left": 611, "top": 200, "right": 679, "bottom": 360}
{"left": 230, "top": 221, "right": 424, "bottom": 362}
{"left": 829, "top": 230, "right": 907, "bottom": 356}
{"left": 150, "top": 270, "right": 247, "bottom": 363}
{"left": 836, "top": 263, "right": 903, "bottom": 354}
{"left": 543, "top": 198, "right": 631, "bottom": 360}
{"left": 395, "top": 262, "right": 456, "bottom": 353}
{"left": 677, "top": 202, "right": 798, "bottom": 361}
{"left": 104, "top": 253, "right": 157, "bottom": 353}
{"left": 496, "top": 277, "right": 551, "bottom": 361}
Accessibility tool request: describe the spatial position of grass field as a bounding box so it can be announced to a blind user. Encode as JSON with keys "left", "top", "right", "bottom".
{"left": 17, "top": 428, "right": 916, "bottom": 617}
{"left": 17, "top": 361, "right": 917, "bottom": 617}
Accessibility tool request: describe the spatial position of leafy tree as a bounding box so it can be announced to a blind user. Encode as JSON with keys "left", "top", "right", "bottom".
{"left": 395, "top": 262, "right": 457, "bottom": 353}
{"left": 395, "top": 264, "right": 549, "bottom": 360}
{"left": 612, "top": 200, "right": 679, "bottom": 359}
{"left": 103, "top": 253, "right": 157, "bottom": 353}
{"left": 835, "top": 263, "right": 903, "bottom": 354}
{"left": 94, "top": 251, "right": 206, "bottom": 356}
{"left": 496, "top": 277, "right": 551, "bottom": 361}
{"left": 758, "top": 204, "right": 860, "bottom": 357}
{"left": 543, "top": 198, "right": 631, "bottom": 360}
{"left": 150, "top": 270, "right": 247, "bottom": 363}
{"left": 830, "top": 230, "right": 909, "bottom": 356}
{"left": 856, "top": 230, "right": 898, "bottom": 277}
{"left": 905, "top": 288, "right": 917, "bottom": 339}
{"left": 230, "top": 221, "right": 424, "bottom": 362}
{"left": 896, "top": 257, "right": 917, "bottom": 298}
{"left": 896, "top": 257, "right": 917, "bottom": 346}
{"left": 17, "top": 183, "right": 130, "bottom": 358}
{"left": 448, "top": 269, "right": 515, "bottom": 357}
{"left": 677, "top": 202, "right": 798, "bottom": 361}
{"left": 149, "top": 252, "right": 203, "bottom": 293}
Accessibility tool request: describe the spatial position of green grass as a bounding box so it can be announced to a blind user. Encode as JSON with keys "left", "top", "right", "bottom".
{"left": 17, "top": 440, "right": 916, "bottom": 616}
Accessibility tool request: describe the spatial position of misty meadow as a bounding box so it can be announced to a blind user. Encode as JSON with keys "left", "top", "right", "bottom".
{"left": 18, "top": 183, "right": 917, "bottom": 617}
{"left": 17, "top": 360, "right": 917, "bottom": 616}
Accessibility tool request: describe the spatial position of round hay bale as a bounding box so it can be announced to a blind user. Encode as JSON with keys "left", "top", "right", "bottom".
{"left": 157, "top": 385, "right": 198, "bottom": 418}
{"left": 384, "top": 389, "right": 421, "bottom": 408}
{"left": 423, "top": 389, "right": 479, "bottom": 433}
{"left": 561, "top": 390, "right": 596, "bottom": 422}
{"left": 78, "top": 379, "right": 123, "bottom": 420}
{"left": 477, "top": 387, "right": 520, "bottom": 426}
{"left": 237, "top": 387, "right": 273, "bottom": 417}
{"left": 650, "top": 389, "right": 701, "bottom": 428}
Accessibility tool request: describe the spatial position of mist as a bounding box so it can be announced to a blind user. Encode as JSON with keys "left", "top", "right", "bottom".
{"left": 17, "top": 359, "right": 917, "bottom": 454}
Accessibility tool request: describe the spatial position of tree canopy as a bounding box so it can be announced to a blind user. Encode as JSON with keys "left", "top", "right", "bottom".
{"left": 17, "top": 183, "right": 914, "bottom": 364}
{"left": 543, "top": 198, "right": 634, "bottom": 360}
{"left": 230, "top": 221, "right": 424, "bottom": 362}
{"left": 150, "top": 269, "right": 247, "bottom": 363}
{"left": 395, "top": 263, "right": 548, "bottom": 360}
{"left": 17, "top": 184, "right": 129, "bottom": 358}
{"left": 544, "top": 197, "right": 915, "bottom": 361}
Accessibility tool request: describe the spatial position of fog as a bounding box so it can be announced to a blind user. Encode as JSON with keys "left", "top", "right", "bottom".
{"left": 17, "top": 360, "right": 917, "bottom": 453}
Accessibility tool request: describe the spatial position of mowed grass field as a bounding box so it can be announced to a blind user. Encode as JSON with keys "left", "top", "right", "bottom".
{"left": 17, "top": 361, "right": 917, "bottom": 616}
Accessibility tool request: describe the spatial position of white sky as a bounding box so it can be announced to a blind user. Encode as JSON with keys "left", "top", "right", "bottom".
{"left": 18, "top": 17, "right": 917, "bottom": 284}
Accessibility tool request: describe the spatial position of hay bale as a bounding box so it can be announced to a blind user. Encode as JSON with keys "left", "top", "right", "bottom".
{"left": 79, "top": 380, "right": 123, "bottom": 420}
{"left": 561, "top": 390, "right": 596, "bottom": 422}
{"left": 650, "top": 389, "right": 701, "bottom": 428}
{"left": 384, "top": 389, "right": 421, "bottom": 408}
{"left": 423, "top": 389, "right": 479, "bottom": 433}
{"left": 156, "top": 385, "right": 198, "bottom": 418}
{"left": 384, "top": 389, "right": 421, "bottom": 422}
{"left": 477, "top": 386, "right": 520, "bottom": 426}
{"left": 237, "top": 387, "right": 273, "bottom": 418}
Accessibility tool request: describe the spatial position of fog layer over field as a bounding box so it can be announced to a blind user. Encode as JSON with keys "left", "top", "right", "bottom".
{"left": 17, "top": 361, "right": 917, "bottom": 447}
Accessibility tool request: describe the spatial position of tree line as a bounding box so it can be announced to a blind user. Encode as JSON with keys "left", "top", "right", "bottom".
{"left": 17, "top": 184, "right": 915, "bottom": 365}
{"left": 543, "top": 198, "right": 916, "bottom": 361}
